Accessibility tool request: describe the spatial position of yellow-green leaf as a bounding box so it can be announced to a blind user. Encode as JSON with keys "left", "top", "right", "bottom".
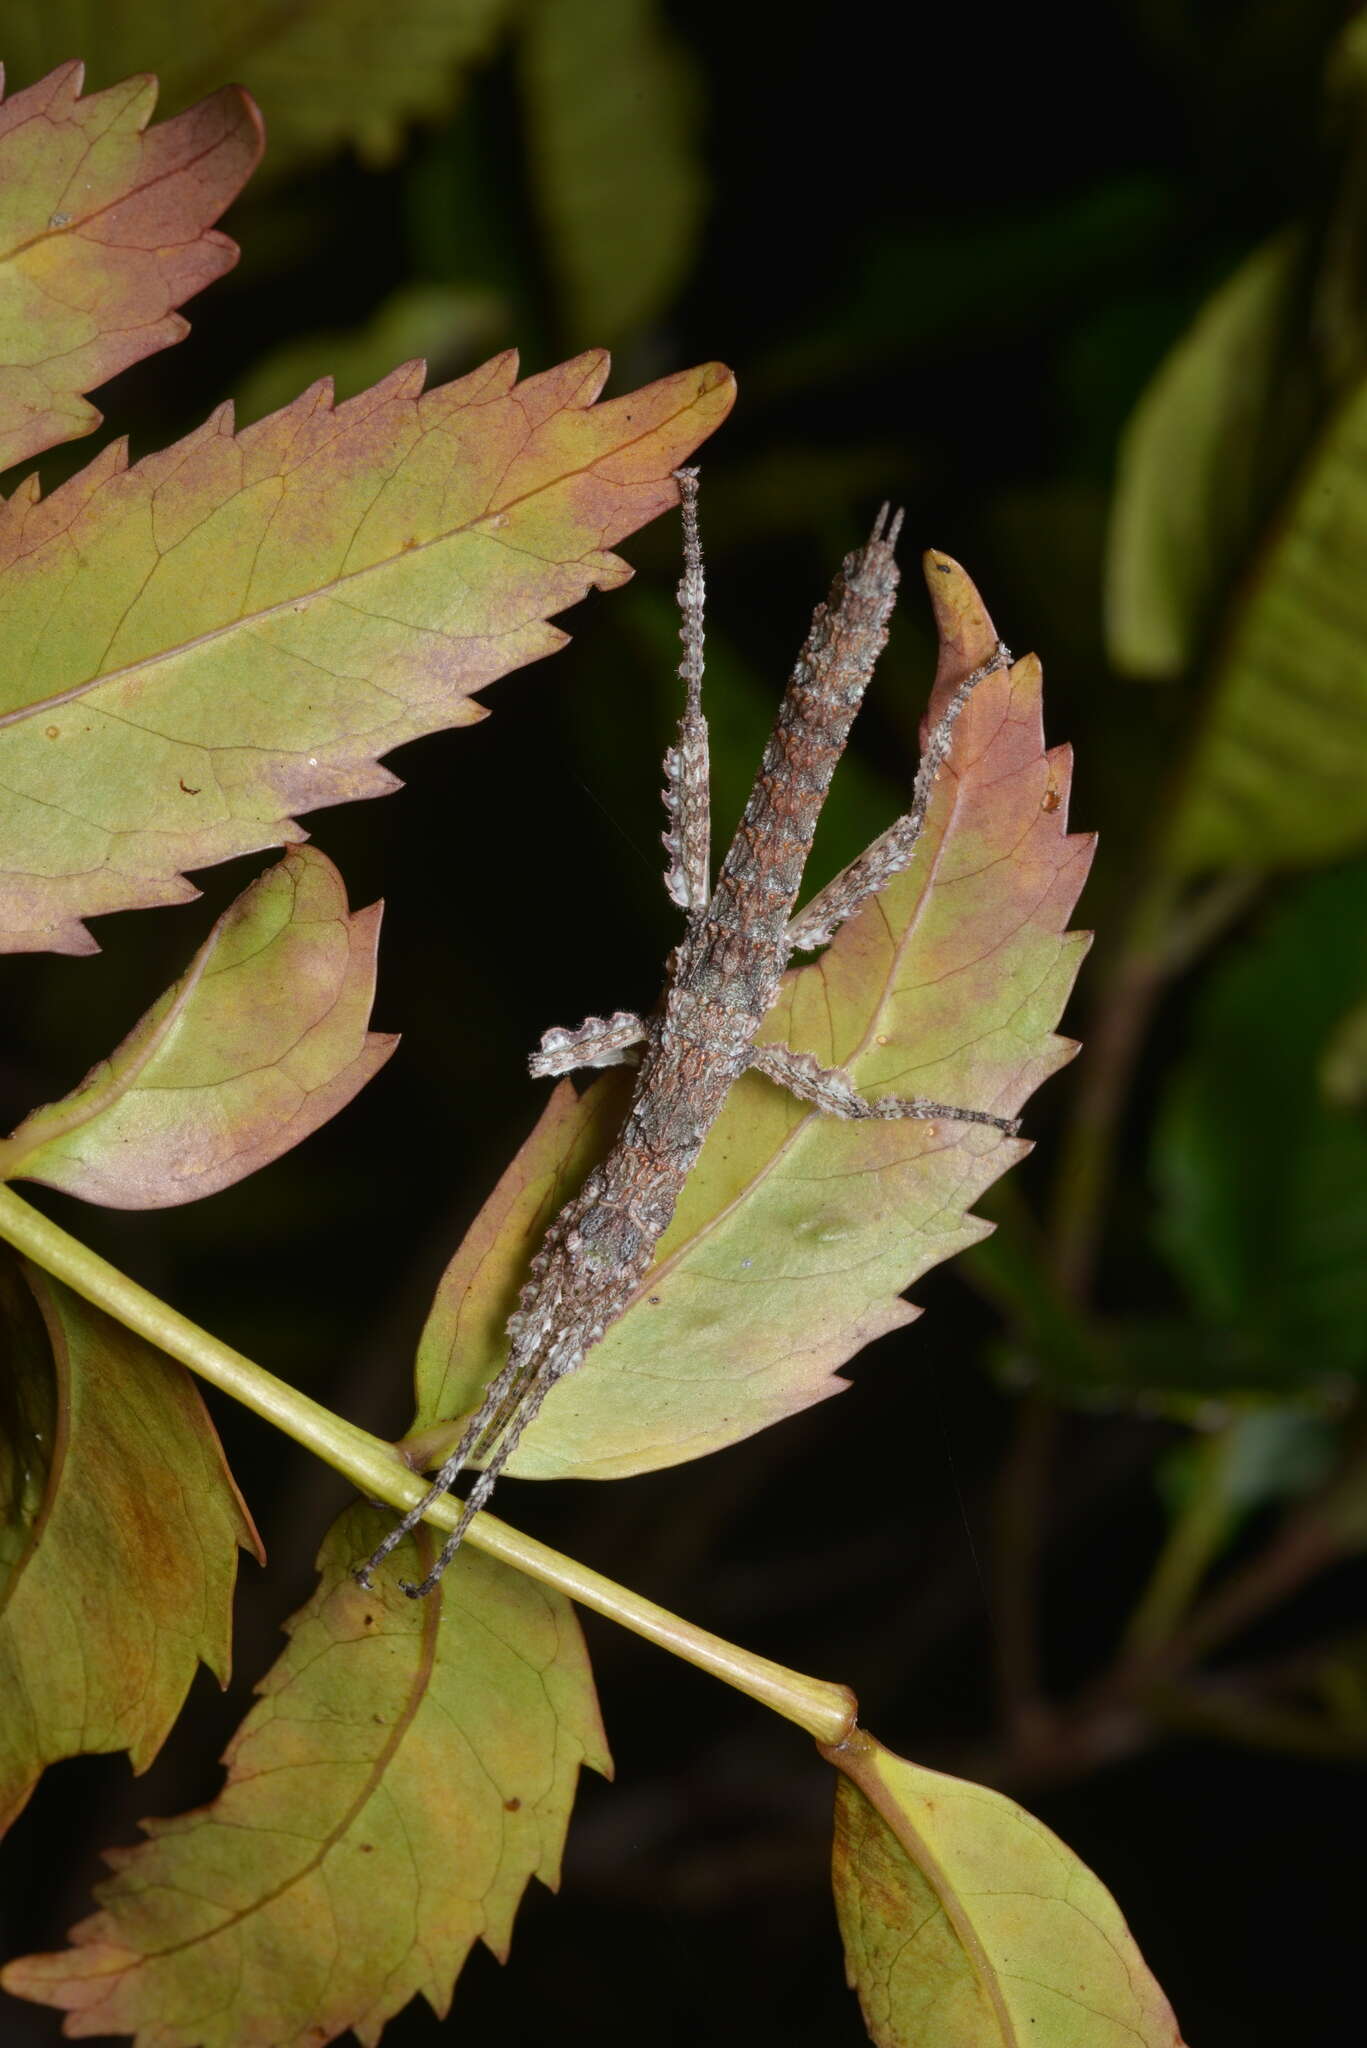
{"left": 0, "top": 3, "right": 513, "bottom": 180}
{"left": 1163, "top": 365, "right": 1367, "bottom": 873}
{"left": 0, "top": 846, "right": 396, "bottom": 1206}
{"left": 520, "top": 0, "right": 704, "bottom": 343}
{"left": 0, "top": 63, "right": 262, "bottom": 471}
{"left": 0, "top": 349, "right": 734, "bottom": 955}
{"left": 827, "top": 1729, "right": 1185, "bottom": 2047}
{"left": 415, "top": 554, "right": 1091, "bottom": 1479}
{"left": 0, "top": 1251, "right": 260, "bottom": 1835}
{"left": 1105, "top": 237, "right": 1297, "bottom": 682}
{"left": 2, "top": 1503, "right": 609, "bottom": 2047}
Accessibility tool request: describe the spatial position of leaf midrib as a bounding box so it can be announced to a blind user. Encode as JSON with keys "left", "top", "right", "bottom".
{"left": 128, "top": 1558, "right": 443, "bottom": 1968}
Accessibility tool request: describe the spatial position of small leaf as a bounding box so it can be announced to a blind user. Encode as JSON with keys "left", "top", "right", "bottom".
{"left": 1152, "top": 860, "right": 1367, "bottom": 1394}
{"left": 0, "top": 1251, "right": 260, "bottom": 1835}
{"left": 1105, "top": 238, "right": 1298, "bottom": 682}
{"left": 0, "top": 847, "right": 396, "bottom": 1207}
{"left": 0, "top": 350, "right": 734, "bottom": 955}
{"left": 416, "top": 554, "right": 1092, "bottom": 1479}
{"left": 1, "top": 4, "right": 514, "bottom": 181}
{"left": 520, "top": 0, "right": 704, "bottom": 343}
{"left": 826, "top": 1729, "right": 1185, "bottom": 2047}
{"left": 2, "top": 1503, "right": 609, "bottom": 2047}
{"left": 0, "top": 63, "right": 263, "bottom": 471}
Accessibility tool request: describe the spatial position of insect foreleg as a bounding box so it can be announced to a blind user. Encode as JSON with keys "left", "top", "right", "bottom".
{"left": 785, "top": 640, "right": 1012, "bottom": 953}
{"left": 662, "top": 467, "right": 712, "bottom": 914}
{"left": 530, "top": 1011, "right": 647, "bottom": 1077}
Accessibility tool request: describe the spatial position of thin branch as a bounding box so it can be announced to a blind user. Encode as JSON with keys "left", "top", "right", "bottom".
{"left": 0, "top": 1184, "right": 856, "bottom": 1748}
{"left": 1120, "top": 1415, "right": 1244, "bottom": 1660}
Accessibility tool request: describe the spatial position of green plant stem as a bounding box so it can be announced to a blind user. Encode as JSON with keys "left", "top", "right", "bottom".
{"left": 0, "top": 1184, "right": 855, "bottom": 1749}
{"left": 1120, "top": 1418, "right": 1242, "bottom": 1659}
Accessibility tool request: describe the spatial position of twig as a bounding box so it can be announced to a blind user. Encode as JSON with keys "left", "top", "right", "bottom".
{"left": 0, "top": 1183, "right": 857, "bottom": 1746}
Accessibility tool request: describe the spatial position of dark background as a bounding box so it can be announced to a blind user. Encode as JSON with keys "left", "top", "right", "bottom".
{"left": 3, "top": 4, "right": 1366, "bottom": 2042}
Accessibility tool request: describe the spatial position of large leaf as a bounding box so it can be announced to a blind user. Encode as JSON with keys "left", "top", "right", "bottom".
{"left": 3, "top": 1503, "right": 609, "bottom": 2047}
{"left": 0, "top": 1251, "right": 260, "bottom": 1836}
{"left": 1152, "top": 860, "right": 1367, "bottom": 1393}
{"left": 827, "top": 1729, "right": 1185, "bottom": 2046}
{"left": 0, "top": 4, "right": 513, "bottom": 180}
{"left": 1162, "top": 363, "right": 1367, "bottom": 875}
{"left": 1104, "top": 237, "right": 1298, "bottom": 683}
{"left": 0, "top": 349, "right": 734, "bottom": 955}
{"left": 0, "top": 847, "right": 396, "bottom": 1206}
{"left": 413, "top": 553, "right": 1092, "bottom": 1479}
{"left": 520, "top": 0, "right": 704, "bottom": 343}
{"left": 0, "top": 63, "right": 262, "bottom": 472}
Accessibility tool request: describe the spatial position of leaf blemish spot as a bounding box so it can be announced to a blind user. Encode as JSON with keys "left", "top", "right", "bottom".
{"left": 45, "top": 726, "right": 59, "bottom": 739}
{"left": 179, "top": 779, "right": 201, "bottom": 795}
{"left": 504, "top": 1797, "right": 522, "bottom": 1811}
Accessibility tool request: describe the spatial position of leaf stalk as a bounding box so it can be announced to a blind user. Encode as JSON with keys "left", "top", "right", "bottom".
{"left": 0, "top": 1185, "right": 855, "bottom": 1746}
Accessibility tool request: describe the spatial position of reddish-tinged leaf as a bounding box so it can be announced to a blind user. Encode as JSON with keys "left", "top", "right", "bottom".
{"left": 827, "top": 1729, "right": 1185, "bottom": 2046}
{"left": 0, "top": 350, "right": 734, "bottom": 955}
{"left": 2, "top": 1504, "right": 610, "bottom": 2047}
{"left": 0, "top": 1252, "right": 260, "bottom": 1836}
{"left": 0, "top": 847, "right": 396, "bottom": 1207}
{"left": 0, "top": 63, "right": 263, "bottom": 472}
{"left": 414, "top": 554, "right": 1092, "bottom": 1478}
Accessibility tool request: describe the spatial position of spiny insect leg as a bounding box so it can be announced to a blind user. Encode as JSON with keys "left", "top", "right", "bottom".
{"left": 785, "top": 640, "right": 1012, "bottom": 953}
{"left": 750, "top": 1040, "right": 1019, "bottom": 1136}
{"left": 398, "top": 1365, "right": 563, "bottom": 1596}
{"left": 662, "top": 466, "right": 712, "bottom": 913}
{"left": 353, "top": 1351, "right": 530, "bottom": 1589}
{"left": 529, "top": 1010, "right": 646, "bottom": 1078}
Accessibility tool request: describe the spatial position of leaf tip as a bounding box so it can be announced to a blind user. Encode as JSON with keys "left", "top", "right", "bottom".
{"left": 921, "top": 550, "right": 1001, "bottom": 680}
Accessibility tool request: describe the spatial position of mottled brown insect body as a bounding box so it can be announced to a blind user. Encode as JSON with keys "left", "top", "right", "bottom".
{"left": 358, "top": 483, "right": 1015, "bottom": 1598}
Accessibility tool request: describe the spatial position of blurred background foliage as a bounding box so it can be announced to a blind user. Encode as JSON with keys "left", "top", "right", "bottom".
{"left": 3, "top": 3, "right": 1367, "bottom": 2043}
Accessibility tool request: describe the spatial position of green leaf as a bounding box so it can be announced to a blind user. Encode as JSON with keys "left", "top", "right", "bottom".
{"left": 1320, "top": 991, "right": 1367, "bottom": 1107}
{"left": 1162, "top": 363, "right": 1367, "bottom": 874}
{"left": 0, "top": 349, "right": 734, "bottom": 956}
{"left": 2, "top": 1503, "right": 609, "bottom": 2047}
{"left": 235, "top": 282, "right": 508, "bottom": 426}
{"left": 0, "top": 63, "right": 262, "bottom": 471}
{"left": 0, "top": 847, "right": 396, "bottom": 1206}
{"left": 827, "top": 1729, "right": 1185, "bottom": 2047}
{"left": 1153, "top": 861, "right": 1367, "bottom": 1393}
{"left": 0, "top": 1250, "right": 260, "bottom": 1835}
{"left": 520, "top": 0, "right": 704, "bottom": 343}
{"left": 0, "top": 3, "right": 514, "bottom": 181}
{"left": 1105, "top": 237, "right": 1298, "bottom": 682}
{"left": 413, "top": 554, "right": 1092, "bottom": 1479}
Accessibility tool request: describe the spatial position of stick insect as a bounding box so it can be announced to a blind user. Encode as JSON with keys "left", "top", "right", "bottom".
{"left": 358, "top": 474, "right": 1015, "bottom": 1597}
